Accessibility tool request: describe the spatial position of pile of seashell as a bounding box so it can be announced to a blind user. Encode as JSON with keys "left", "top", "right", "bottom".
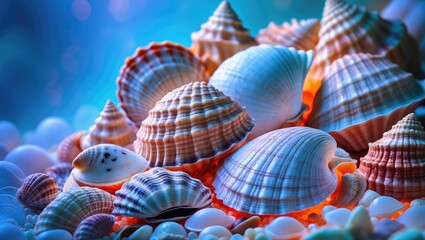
{"left": 1, "top": 0, "right": 425, "bottom": 239}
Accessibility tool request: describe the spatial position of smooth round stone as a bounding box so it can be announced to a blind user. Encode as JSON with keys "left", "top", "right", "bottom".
{"left": 0, "top": 186, "right": 18, "bottom": 197}
{"left": 345, "top": 206, "right": 374, "bottom": 239}
{"left": 0, "top": 223, "right": 25, "bottom": 240}
{"left": 0, "top": 121, "right": 22, "bottom": 151}
{"left": 231, "top": 216, "right": 261, "bottom": 235}
{"left": 358, "top": 190, "right": 380, "bottom": 208}
{"left": 367, "top": 218, "right": 405, "bottom": 240}
{"left": 73, "top": 105, "right": 100, "bottom": 131}
{"left": 188, "top": 231, "right": 198, "bottom": 240}
{"left": 27, "top": 117, "right": 73, "bottom": 150}
{"left": 368, "top": 196, "right": 404, "bottom": 218}
{"left": 303, "top": 229, "right": 354, "bottom": 240}
{"left": 4, "top": 145, "right": 55, "bottom": 176}
{"left": 410, "top": 199, "right": 425, "bottom": 207}
{"left": 185, "top": 208, "right": 236, "bottom": 232}
{"left": 151, "top": 221, "right": 187, "bottom": 238}
{"left": 324, "top": 208, "right": 351, "bottom": 227}
{"left": 265, "top": 217, "right": 307, "bottom": 240}
{"left": 35, "top": 229, "right": 72, "bottom": 240}
{"left": 0, "top": 194, "right": 26, "bottom": 225}
{"left": 230, "top": 234, "right": 244, "bottom": 240}
{"left": 398, "top": 205, "right": 425, "bottom": 229}
{"left": 0, "top": 161, "right": 25, "bottom": 188}
{"left": 322, "top": 205, "right": 337, "bottom": 217}
{"left": 0, "top": 144, "right": 8, "bottom": 160}
{"left": 199, "top": 226, "right": 233, "bottom": 239}
{"left": 388, "top": 228, "right": 424, "bottom": 240}
{"left": 129, "top": 225, "right": 153, "bottom": 240}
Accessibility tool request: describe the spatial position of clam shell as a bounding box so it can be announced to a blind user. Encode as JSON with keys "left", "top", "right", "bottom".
{"left": 34, "top": 187, "right": 115, "bottom": 236}
{"left": 329, "top": 173, "right": 366, "bottom": 207}
{"left": 307, "top": 53, "right": 425, "bottom": 153}
{"left": 209, "top": 45, "right": 313, "bottom": 139}
{"left": 190, "top": 1, "right": 256, "bottom": 73}
{"left": 256, "top": 19, "right": 320, "bottom": 51}
{"left": 113, "top": 168, "right": 212, "bottom": 223}
{"left": 80, "top": 100, "right": 136, "bottom": 149}
{"left": 17, "top": 173, "right": 59, "bottom": 212}
{"left": 44, "top": 163, "right": 73, "bottom": 192}
{"left": 358, "top": 113, "right": 425, "bottom": 199}
{"left": 133, "top": 82, "right": 254, "bottom": 169}
{"left": 56, "top": 131, "right": 84, "bottom": 163}
{"left": 213, "top": 127, "right": 351, "bottom": 215}
{"left": 73, "top": 214, "right": 115, "bottom": 240}
{"left": 71, "top": 144, "right": 149, "bottom": 194}
{"left": 117, "top": 42, "right": 208, "bottom": 127}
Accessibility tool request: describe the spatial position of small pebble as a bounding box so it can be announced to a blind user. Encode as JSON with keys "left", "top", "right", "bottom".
{"left": 254, "top": 233, "right": 270, "bottom": 240}
{"left": 388, "top": 228, "right": 424, "bottom": 240}
{"left": 26, "top": 214, "right": 33, "bottom": 223}
{"left": 358, "top": 190, "right": 380, "bottom": 207}
{"left": 24, "top": 222, "right": 33, "bottom": 229}
{"left": 322, "top": 205, "right": 337, "bottom": 217}
{"left": 324, "top": 208, "right": 351, "bottom": 227}
{"left": 31, "top": 215, "right": 38, "bottom": 224}
{"left": 231, "top": 216, "right": 261, "bottom": 235}
{"left": 25, "top": 230, "right": 35, "bottom": 240}
{"left": 151, "top": 221, "right": 187, "bottom": 238}
{"left": 0, "top": 223, "right": 26, "bottom": 240}
{"left": 188, "top": 231, "right": 198, "bottom": 240}
{"left": 303, "top": 228, "right": 354, "bottom": 240}
{"left": 35, "top": 229, "right": 73, "bottom": 240}
{"left": 199, "top": 226, "right": 232, "bottom": 239}
{"left": 365, "top": 218, "right": 405, "bottom": 240}
{"left": 244, "top": 228, "right": 257, "bottom": 240}
{"left": 230, "top": 234, "right": 244, "bottom": 240}
{"left": 308, "top": 224, "right": 319, "bottom": 231}
{"left": 398, "top": 205, "right": 425, "bottom": 229}
{"left": 129, "top": 225, "right": 153, "bottom": 240}
{"left": 345, "top": 206, "right": 374, "bottom": 239}
{"left": 410, "top": 199, "right": 425, "bottom": 207}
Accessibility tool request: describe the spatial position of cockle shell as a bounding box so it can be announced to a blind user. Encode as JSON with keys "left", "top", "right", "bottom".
{"left": 73, "top": 214, "right": 115, "bottom": 240}
{"left": 190, "top": 1, "right": 256, "bottom": 73}
{"left": 307, "top": 53, "right": 425, "bottom": 153}
{"left": 133, "top": 82, "right": 254, "bottom": 171}
{"left": 329, "top": 173, "right": 366, "bottom": 207}
{"left": 358, "top": 113, "right": 425, "bottom": 199}
{"left": 80, "top": 100, "right": 136, "bottom": 150}
{"left": 256, "top": 19, "right": 320, "bottom": 51}
{"left": 71, "top": 144, "right": 149, "bottom": 194}
{"left": 17, "top": 173, "right": 59, "bottom": 212}
{"left": 117, "top": 42, "right": 208, "bottom": 127}
{"left": 34, "top": 187, "right": 115, "bottom": 236}
{"left": 44, "top": 163, "right": 73, "bottom": 191}
{"left": 213, "top": 127, "right": 352, "bottom": 215}
{"left": 56, "top": 131, "right": 85, "bottom": 163}
{"left": 209, "top": 45, "right": 313, "bottom": 139}
{"left": 113, "top": 168, "right": 212, "bottom": 223}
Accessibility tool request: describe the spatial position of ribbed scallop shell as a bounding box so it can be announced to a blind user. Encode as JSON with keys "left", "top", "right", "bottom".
{"left": 117, "top": 42, "right": 208, "bottom": 127}
{"left": 307, "top": 53, "right": 424, "bottom": 153}
{"left": 213, "top": 127, "right": 347, "bottom": 215}
{"left": 191, "top": 1, "right": 256, "bottom": 73}
{"left": 71, "top": 144, "right": 149, "bottom": 194}
{"left": 34, "top": 187, "right": 115, "bottom": 236}
{"left": 133, "top": 82, "right": 254, "bottom": 168}
{"left": 209, "top": 45, "right": 313, "bottom": 138}
{"left": 304, "top": 0, "right": 424, "bottom": 106}
{"left": 80, "top": 100, "right": 136, "bottom": 149}
{"left": 73, "top": 214, "right": 115, "bottom": 240}
{"left": 358, "top": 113, "right": 425, "bottom": 199}
{"left": 56, "top": 131, "right": 84, "bottom": 163}
{"left": 45, "top": 163, "right": 73, "bottom": 192}
{"left": 256, "top": 19, "right": 320, "bottom": 51}
{"left": 113, "top": 168, "right": 212, "bottom": 223}
{"left": 17, "top": 173, "right": 59, "bottom": 212}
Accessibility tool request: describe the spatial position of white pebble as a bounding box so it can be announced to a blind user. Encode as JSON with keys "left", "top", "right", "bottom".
{"left": 199, "top": 226, "right": 233, "bottom": 239}
{"left": 230, "top": 234, "right": 244, "bottom": 240}
{"left": 0, "top": 223, "right": 25, "bottom": 240}
{"left": 31, "top": 215, "right": 38, "bottom": 224}
{"left": 129, "top": 225, "right": 153, "bottom": 240}
{"left": 188, "top": 231, "right": 198, "bottom": 239}
{"left": 35, "top": 229, "right": 72, "bottom": 240}
{"left": 398, "top": 205, "right": 425, "bottom": 229}
{"left": 324, "top": 208, "right": 351, "bottom": 227}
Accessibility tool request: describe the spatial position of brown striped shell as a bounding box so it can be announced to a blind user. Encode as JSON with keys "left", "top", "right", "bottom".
{"left": 56, "top": 131, "right": 84, "bottom": 163}
{"left": 44, "top": 163, "right": 73, "bottom": 192}
{"left": 17, "top": 173, "right": 59, "bottom": 212}
{"left": 73, "top": 214, "right": 115, "bottom": 240}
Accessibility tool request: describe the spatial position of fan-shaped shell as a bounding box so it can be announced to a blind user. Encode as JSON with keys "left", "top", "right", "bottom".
{"left": 71, "top": 144, "right": 149, "bottom": 194}
{"left": 44, "top": 163, "right": 73, "bottom": 192}
{"left": 213, "top": 127, "right": 351, "bottom": 215}
{"left": 73, "top": 214, "right": 115, "bottom": 240}
{"left": 17, "top": 173, "right": 59, "bottom": 212}
{"left": 307, "top": 53, "right": 425, "bottom": 153}
{"left": 34, "top": 187, "right": 115, "bottom": 236}
{"left": 56, "top": 131, "right": 84, "bottom": 163}
{"left": 209, "top": 45, "right": 313, "bottom": 139}
{"left": 191, "top": 1, "right": 256, "bottom": 73}
{"left": 80, "top": 100, "right": 136, "bottom": 149}
{"left": 117, "top": 42, "right": 208, "bottom": 127}
{"left": 358, "top": 113, "right": 425, "bottom": 199}
{"left": 256, "top": 19, "right": 320, "bottom": 51}
{"left": 113, "top": 168, "right": 212, "bottom": 223}
{"left": 133, "top": 82, "right": 254, "bottom": 170}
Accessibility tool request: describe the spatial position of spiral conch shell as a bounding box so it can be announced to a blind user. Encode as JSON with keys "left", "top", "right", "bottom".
{"left": 191, "top": 1, "right": 256, "bottom": 73}
{"left": 117, "top": 42, "right": 208, "bottom": 127}
{"left": 307, "top": 53, "right": 424, "bottom": 153}
{"left": 213, "top": 127, "right": 353, "bottom": 215}
{"left": 256, "top": 19, "right": 320, "bottom": 51}
{"left": 209, "top": 45, "right": 313, "bottom": 139}
{"left": 358, "top": 113, "right": 425, "bottom": 199}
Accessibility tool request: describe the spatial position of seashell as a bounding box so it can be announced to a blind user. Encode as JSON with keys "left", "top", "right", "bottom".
{"left": 117, "top": 42, "right": 208, "bottom": 127}
{"left": 0, "top": 194, "right": 25, "bottom": 225}
{"left": 256, "top": 19, "right": 320, "bottom": 51}
{"left": 0, "top": 161, "right": 25, "bottom": 188}
{"left": 303, "top": 229, "right": 352, "bottom": 240}
{"left": 345, "top": 206, "right": 374, "bottom": 239}
{"left": 27, "top": 117, "right": 73, "bottom": 150}
{"left": 190, "top": 1, "right": 256, "bottom": 73}
{"left": 199, "top": 226, "right": 232, "bottom": 239}
{"left": 44, "top": 163, "right": 73, "bottom": 191}
{"left": 0, "top": 121, "right": 22, "bottom": 151}
{"left": 368, "top": 196, "right": 404, "bottom": 218}
{"left": 34, "top": 187, "right": 115, "bottom": 236}
{"left": 80, "top": 100, "right": 136, "bottom": 149}
{"left": 56, "top": 131, "right": 85, "bottom": 163}
{"left": 133, "top": 82, "right": 254, "bottom": 171}
{"left": 264, "top": 216, "right": 307, "bottom": 240}
{"left": 184, "top": 208, "right": 236, "bottom": 232}
{"left": 36, "top": 229, "right": 73, "bottom": 240}
{"left": 0, "top": 223, "right": 25, "bottom": 240}
{"left": 398, "top": 205, "right": 425, "bottom": 229}
{"left": 73, "top": 214, "right": 115, "bottom": 240}
{"left": 209, "top": 45, "right": 313, "bottom": 139}
{"left": 303, "top": 0, "right": 424, "bottom": 105}
{"left": 329, "top": 173, "right": 366, "bottom": 207}
{"left": 213, "top": 127, "right": 353, "bottom": 215}
{"left": 358, "top": 190, "right": 381, "bottom": 208}
{"left": 17, "top": 173, "right": 59, "bottom": 212}
{"left": 388, "top": 228, "right": 423, "bottom": 240}
{"left": 62, "top": 173, "right": 80, "bottom": 192}
{"left": 307, "top": 54, "right": 425, "bottom": 153}
{"left": 71, "top": 144, "right": 148, "bottom": 194}
{"left": 231, "top": 216, "right": 261, "bottom": 235}
{"left": 324, "top": 208, "right": 351, "bottom": 228}
{"left": 358, "top": 113, "right": 425, "bottom": 199}
{"left": 410, "top": 199, "right": 425, "bottom": 207}
{"left": 113, "top": 168, "right": 212, "bottom": 223}
{"left": 4, "top": 145, "right": 55, "bottom": 176}
{"left": 151, "top": 222, "right": 187, "bottom": 239}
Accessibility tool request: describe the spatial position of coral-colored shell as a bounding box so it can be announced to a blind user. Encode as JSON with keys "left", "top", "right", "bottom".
{"left": 209, "top": 45, "right": 313, "bottom": 139}
{"left": 133, "top": 82, "right": 254, "bottom": 169}
{"left": 71, "top": 144, "right": 149, "bottom": 194}
{"left": 56, "top": 131, "right": 84, "bottom": 163}
{"left": 307, "top": 53, "right": 424, "bottom": 153}
{"left": 73, "top": 214, "right": 115, "bottom": 240}
{"left": 113, "top": 168, "right": 212, "bottom": 223}
{"left": 256, "top": 19, "right": 320, "bottom": 51}
{"left": 17, "top": 173, "right": 59, "bottom": 212}
{"left": 80, "top": 100, "right": 136, "bottom": 149}
{"left": 358, "top": 113, "right": 425, "bottom": 199}
{"left": 34, "top": 187, "right": 115, "bottom": 236}
{"left": 213, "top": 127, "right": 352, "bottom": 215}
{"left": 44, "top": 163, "right": 73, "bottom": 192}
{"left": 191, "top": 1, "right": 256, "bottom": 73}
{"left": 117, "top": 42, "right": 208, "bottom": 127}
